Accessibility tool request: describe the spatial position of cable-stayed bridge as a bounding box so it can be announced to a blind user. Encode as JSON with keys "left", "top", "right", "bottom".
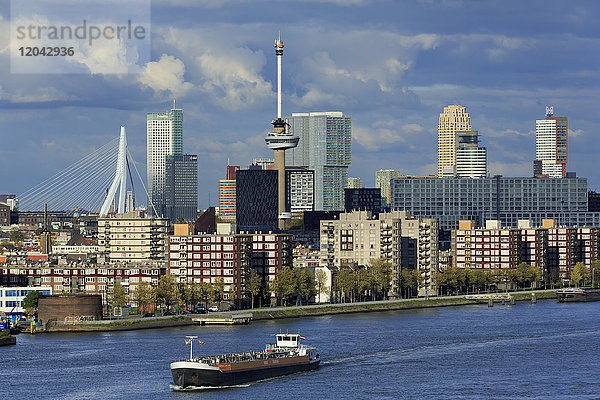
{"left": 18, "top": 127, "right": 146, "bottom": 215}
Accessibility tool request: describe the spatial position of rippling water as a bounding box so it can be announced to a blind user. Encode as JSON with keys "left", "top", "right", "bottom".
{"left": 2, "top": 300, "right": 600, "bottom": 399}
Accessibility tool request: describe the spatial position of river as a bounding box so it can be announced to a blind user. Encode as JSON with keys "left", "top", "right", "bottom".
{"left": 2, "top": 300, "right": 600, "bottom": 399}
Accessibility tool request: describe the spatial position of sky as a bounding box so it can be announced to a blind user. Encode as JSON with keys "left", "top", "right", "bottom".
{"left": 1, "top": 0, "right": 600, "bottom": 211}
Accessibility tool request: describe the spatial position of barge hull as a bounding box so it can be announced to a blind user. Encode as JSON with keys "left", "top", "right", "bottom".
{"left": 172, "top": 359, "right": 320, "bottom": 388}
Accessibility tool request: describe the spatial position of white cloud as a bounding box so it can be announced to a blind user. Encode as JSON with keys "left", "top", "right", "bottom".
{"left": 138, "top": 54, "right": 194, "bottom": 98}
{"left": 196, "top": 47, "right": 273, "bottom": 110}
{"left": 157, "top": 27, "right": 273, "bottom": 111}
{"left": 293, "top": 31, "right": 439, "bottom": 101}
{"left": 69, "top": 38, "right": 137, "bottom": 75}
{"left": 353, "top": 122, "right": 425, "bottom": 151}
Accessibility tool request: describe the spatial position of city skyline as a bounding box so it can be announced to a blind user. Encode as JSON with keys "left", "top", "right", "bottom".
{"left": 2, "top": 1, "right": 600, "bottom": 210}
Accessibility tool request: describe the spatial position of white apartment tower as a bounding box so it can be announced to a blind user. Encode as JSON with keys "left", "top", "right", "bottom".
{"left": 147, "top": 107, "right": 183, "bottom": 216}
{"left": 534, "top": 106, "right": 568, "bottom": 178}
{"left": 438, "top": 105, "right": 471, "bottom": 177}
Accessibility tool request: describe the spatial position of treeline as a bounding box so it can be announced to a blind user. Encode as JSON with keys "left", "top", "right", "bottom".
{"left": 333, "top": 258, "right": 393, "bottom": 302}
{"left": 434, "top": 261, "right": 600, "bottom": 295}
{"left": 266, "top": 266, "right": 328, "bottom": 306}
{"left": 110, "top": 275, "right": 226, "bottom": 313}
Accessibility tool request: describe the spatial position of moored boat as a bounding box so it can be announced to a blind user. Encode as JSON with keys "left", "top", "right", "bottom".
{"left": 170, "top": 333, "right": 320, "bottom": 388}
{"left": 556, "top": 288, "right": 600, "bottom": 302}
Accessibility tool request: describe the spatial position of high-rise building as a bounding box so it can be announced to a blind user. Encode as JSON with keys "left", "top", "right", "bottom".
{"left": 391, "top": 176, "right": 600, "bottom": 247}
{"left": 98, "top": 210, "right": 169, "bottom": 264}
{"left": 455, "top": 131, "right": 487, "bottom": 178}
{"left": 344, "top": 188, "right": 382, "bottom": 214}
{"left": 218, "top": 166, "right": 240, "bottom": 222}
{"left": 534, "top": 106, "right": 568, "bottom": 178}
{"left": 287, "top": 112, "right": 352, "bottom": 211}
{"left": 438, "top": 105, "right": 471, "bottom": 177}
{"left": 285, "top": 167, "right": 314, "bottom": 215}
{"left": 375, "top": 170, "right": 402, "bottom": 205}
{"left": 125, "top": 191, "right": 135, "bottom": 213}
{"left": 346, "top": 177, "right": 363, "bottom": 189}
{"left": 320, "top": 211, "right": 439, "bottom": 297}
{"left": 147, "top": 107, "right": 183, "bottom": 215}
{"left": 236, "top": 169, "right": 278, "bottom": 232}
{"left": 165, "top": 154, "right": 198, "bottom": 222}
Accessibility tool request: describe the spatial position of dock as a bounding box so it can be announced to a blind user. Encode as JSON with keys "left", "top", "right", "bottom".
{"left": 191, "top": 313, "right": 253, "bottom": 325}
{"left": 465, "top": 293, "right": 511, "bottom": 302}
{"left": 0, "top": 336, "right": 16, "bottom": 346}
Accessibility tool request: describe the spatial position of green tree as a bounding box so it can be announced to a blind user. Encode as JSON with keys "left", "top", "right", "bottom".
{"left": 470, "top": 270, "right": 487, "bottom": 293}
{"left": 186, "top": 282, "right": 201, "bottom": 310}
{"left": 274, "top": 266, "right": 297, "bottom": 306}
{"left": 433, "top": 270, "right": 448, "bottom": 295}
{"left": 515, "top": 263, "right": 529, "bottom": 288}
{"left": 198, "top": 281, "right": 212, "bottom": 307}
{"left": 314, "top": 269, "right": 329, "bottom": 304}
{"left": 335, "top": 268, "right": 354, "bottom": 303}
{"left": 412, "top": 269, "right": 424, "bottom": 294}
{"left": 400, "top": 269, "right": 418, "bottom": 298}
{"left": 591, "top": 260, "right": 600, "bottom": 288}
{"left": 368, "top": 258, "right": 392, "bottom": 300}
{"left": 247, "top": 269, "right": 262, "bottom": 309}
{"left": 156, "top": 275, "right": 178, "bottom": 312}
{"left": 23, "top": 290, "right": 41, "bottom": 317}
{"left": 508, "top": 268, "right": 522, "bottom": 289}
{"left": 133, "top": 281, "right": 153, "bottom": 314}
{"left": 296, "top": 268, "right": 315, "bottom": 305}
{"left": 571, "top": 262, "right": 589, "bottom": 287}
{"left": 356, "top": 268, "right": 370, "bottom": 301}
{"left": 212, "top": 277, "right": 225, "bottom": 305}
{"left": 446, "top": 266, "right": 461, "bottom": 294}
{"left": 110, "top": 282, "right": 128, "bottom": 309}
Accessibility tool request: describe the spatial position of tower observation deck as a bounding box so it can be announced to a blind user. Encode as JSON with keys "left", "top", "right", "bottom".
{"left": 264, "top": 34, "right": 299, "bottom": 229}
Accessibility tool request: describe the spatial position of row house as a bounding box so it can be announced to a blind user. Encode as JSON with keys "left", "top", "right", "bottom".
{"left": 167, "top": 233, "right": 292, "bottom": 306}
{"left": 452, "top": 220, "right": 600, "bottom": 281}
{"left": 0, "top": 262, "right": 166, "bottom": 305}
{"left": 453, "top": 222, "right": 520, "bottom": 270}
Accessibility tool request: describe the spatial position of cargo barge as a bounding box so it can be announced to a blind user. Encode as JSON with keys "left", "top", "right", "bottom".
{"left": 171, "top": 333, "right": 320, "bottom": 388}
{"left": 556, "top": 288, "right": 600, "bottom": 302}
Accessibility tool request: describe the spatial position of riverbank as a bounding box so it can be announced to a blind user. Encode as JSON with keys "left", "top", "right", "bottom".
{"left": 35, "top": 291, "right": 557, "bottom": 332}
{"left": 251, "top": 297, "right": 478, "bottom": 320}
{"left": 251, "top": 291, "right": 556, "bottom": 320}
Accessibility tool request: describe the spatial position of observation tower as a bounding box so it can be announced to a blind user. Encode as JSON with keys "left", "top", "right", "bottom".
{"left": 265, "top": 34, "right": 299, "bottom": 229}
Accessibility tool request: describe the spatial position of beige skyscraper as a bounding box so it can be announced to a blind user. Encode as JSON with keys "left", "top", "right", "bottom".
{"left": 438, "top": 105, "right": 471, "bottom": 177}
